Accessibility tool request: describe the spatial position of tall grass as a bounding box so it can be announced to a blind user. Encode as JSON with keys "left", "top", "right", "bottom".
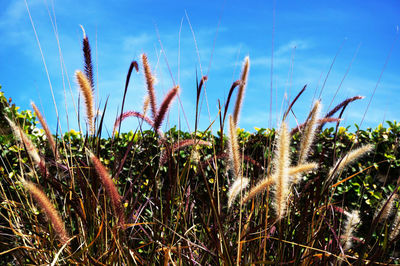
{"left": 1, "top": 27, "right": 400, "bottom": 265}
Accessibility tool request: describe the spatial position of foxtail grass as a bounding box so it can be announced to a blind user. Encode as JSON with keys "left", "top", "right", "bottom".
{"left": 22, "top": 179, "right": 69, "bottom": 245}
{"left": 86, "top": 148, "right": 125, "bottom": 225}
{"left": 227, "top": 115, "right": 249, "bottom": 208}
{"left": 153, "top": 85, "right": 179, "bottom": 132}
{"left": 233, "top": 56, "right": 250, "bottom": 125}
{"left": 374, "top": 194, "right": 397, "bottom": 223}
{"left": 298, "top": 100, "right": 321, "bottom": 164}
{"left": 342, "top": 210, "right": 361, "bottom": 250}
{"left": 31, "top": 101, "right": 58, "bottom": 160}
{"left": 271, "top": 122, "right": 291, "bottom": 220}
{"left": 142, "top": 53, "right": 157, "bottom": 120}
{"left": 80, "top": 25, "right": 94, "bottom": 91}
{"left": 242, "top": 162, "right": 317, "bottom": 204}
{"left": 390, "top": 210, "right": 400, "bottom": 241}
{"left": 5, "top": 116, "right": 44, "bottom": 171}
{"left": 75, "top": 70, "right": 94, "bottom": 135}
{"left": 328, "top": 144, "right": 374, "bottom": 180}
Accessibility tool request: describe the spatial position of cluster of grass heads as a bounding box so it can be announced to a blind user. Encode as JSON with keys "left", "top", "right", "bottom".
{"left": 1, "top": 30, "right": 400, "bottom": 265}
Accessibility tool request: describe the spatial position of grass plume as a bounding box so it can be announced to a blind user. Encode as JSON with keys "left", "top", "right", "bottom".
{"left": 80, "top": 25, "right": 94, "bottom": 91}
{"left": 272, "top": 122, "right": 291, "bottom": 220}
{"left": 228, "top": 115, "right": 241, "bottom": 179}
{"left": 328, "top": 144, "right": 374, "bottom": 180}
{"left": 31, "top": 101, "right": 58, "bottom": 160}
{"left": 5, "top": 116, "right": 44, "bottom": 170}
{"left": 75, "top": 70, "right": 94, "bottom": 135}
{"left": 298, "top": 100, "right": 321, "bottom": 164}
{"left": 342, "top": 210, "right": 361, "bottom": 250}
{"left": 233, "top": 56, "right": 250, "bottom": 124}
{"left": 242, "top": 163, "right": 317, "bottom": 204}
{"left": 228, "top": 177, "right": 249, "bottom": 208}
{"left": 22, "top": 179, "right": 69, "bottom": 245}
{"left": 153, "top": 85, "right": 179, "bottom": 132}
{"left": 86, "top": 149, "right": 125, "bottom": 225}
{"left": 142, "top": 53, "right": 157, "bottom": 120}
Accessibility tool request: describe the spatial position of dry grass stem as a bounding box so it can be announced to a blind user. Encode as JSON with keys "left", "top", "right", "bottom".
{"left": 272, "top": 122, "right": 291, "bottom": 220}
{"left": 142, "top": 53, "right": 157, "bottom": 120}
{"left": 75, "top": 70, "right": 94, "bottom": 135}
{"left": 298, "top": 100, "right": 321, "bottom": 164}
{"left": 86, "top": 149, "right": 125, "bottom": 225}
{"left": 233, "top": 56, "right": 250, "bottom": 124}
{"left": 22, "top": 180, "right": 69, "bottom": 245}
{"left": 31, "top": 101, "right": 58, "bottom": 160}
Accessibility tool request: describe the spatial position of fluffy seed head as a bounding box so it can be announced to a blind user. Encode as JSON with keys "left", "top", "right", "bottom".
{"left": 342, "top": 210, "right": 360, "bottom": 250}
{"left": 86, "top": 149, "right": 125, "bottom": 225}
{"left": 227, "top": 177, "right": 249, "bottom": 208}
{"left": 75, "top": 70, "right": 94, "bottom": 135}
{"left": 22, "top": 180, "right": 69, "bottom": 245}
{"left": 272, "top": 122, "right": 291, "bottom": 220}
{"left": 233, "top": 56, "right": 250, "bottom": 125}
{"left": 328, "top": 144, "right": 374, "bottom": 179}
{"left": 31, "top": 101, "right": 58, "bottom": 160}
{"left": 228, "top": 115, "right": 241, "bottom": 179}
{"left": 142, "top": 53, "right": 157, "bottom": 120}
{"left": 5, "top": 116, "right": 43, "bottom": 168}
{"left": 298, "top": 100, "right": 321, "bottom": 164}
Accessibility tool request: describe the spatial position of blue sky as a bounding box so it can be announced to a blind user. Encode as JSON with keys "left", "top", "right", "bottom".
{"left": 0, "top": 0, "right": 399, "bottom": 136}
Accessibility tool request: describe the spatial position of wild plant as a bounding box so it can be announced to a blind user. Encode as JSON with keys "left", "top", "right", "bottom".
{"left": 1, "top": 27, "right": 400, "bottom": 265}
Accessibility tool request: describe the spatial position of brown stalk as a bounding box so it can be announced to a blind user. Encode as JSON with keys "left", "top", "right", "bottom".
{"left": 75, "top": 70, "right": 94, "bottom": 135}
{"left": 87, "top": 149, "right": 125, "bottom": 225}
{"left": 23, "top": 180, "right": 69, "bottom": 245}
{"left": 31, "top": 101, "right": 58, "bottom": 160}
{"left": 142, "top": 53, "right": 157, "bottom": 120}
